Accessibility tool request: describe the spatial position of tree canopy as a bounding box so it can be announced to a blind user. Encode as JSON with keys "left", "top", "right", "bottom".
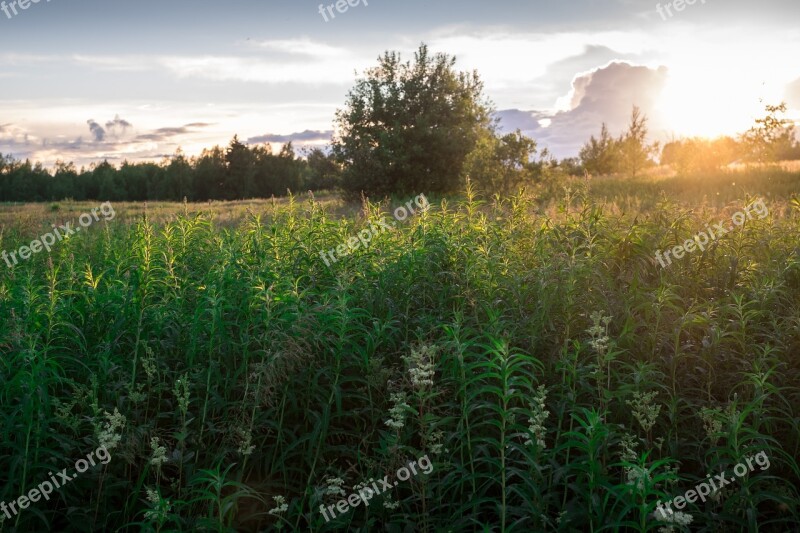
{"left": 332, "top": 44, "right": 493, "bottom": 198}
{"left": 0, "top": 139, "right": 341, "bottom": 202}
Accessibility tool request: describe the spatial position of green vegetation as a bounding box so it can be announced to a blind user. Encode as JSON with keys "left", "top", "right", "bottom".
{"left": 0, "top": 141, "right": 341, "bottom": 203}
{"left": 2, "top": 45, "right": 798, "bottom": 205}
{"left": 332, "top": 44, "right": 492, "bottom": 198}
{"left": 585, "top": 103, "right": 800, "bottom": 178}
{"left": 581, "top": 107, "right": 661, "bottom": 178}
{"left": 1, "top": 169, "right": 799, "bottom": 531}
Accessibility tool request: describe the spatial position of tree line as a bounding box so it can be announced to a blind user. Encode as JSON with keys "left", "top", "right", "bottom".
{"left": 2, "top": 45, "right": 799, "bottom": 203}
{"left": 580, "top": 103, "right": 800, "bottom": 177}
{"left": 0, "top": 137, "right": 341, "bottom": 202}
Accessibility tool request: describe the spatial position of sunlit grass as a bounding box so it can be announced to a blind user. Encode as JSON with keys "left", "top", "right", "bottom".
{"left": 1, "top": 172, "right": 799, "bottom": 531}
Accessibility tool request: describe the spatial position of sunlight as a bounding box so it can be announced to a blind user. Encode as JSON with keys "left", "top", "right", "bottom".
{"left": 657, "top": 63, "right": 785, "bottom": 139}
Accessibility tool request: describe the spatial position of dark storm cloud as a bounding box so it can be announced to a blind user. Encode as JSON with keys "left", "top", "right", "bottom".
{"left": 247, "top": 129, "right": 333, "bottom": 144}
{"left": 87, "top": 119, "right": 106, "bottom": 142}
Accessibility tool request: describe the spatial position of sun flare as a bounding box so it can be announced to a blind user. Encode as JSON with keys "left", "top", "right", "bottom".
{"left": 657, "top": 65, "right": 785, "bottom": 139}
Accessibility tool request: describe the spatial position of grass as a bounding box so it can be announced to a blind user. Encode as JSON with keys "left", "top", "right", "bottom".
{"left": 1, "top": 167, "right": 799, "bottom": 532}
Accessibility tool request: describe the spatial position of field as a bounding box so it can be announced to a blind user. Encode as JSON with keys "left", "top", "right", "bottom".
{"left": 1, "top": 167, "right": 800, "bottom": 532}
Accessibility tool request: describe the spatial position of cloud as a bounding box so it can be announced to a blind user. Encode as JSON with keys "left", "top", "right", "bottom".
{"left": 247, "top": 129, "right": 333, "bottom": 144}
{"left": 497, "top": 62, "right": 670, "bottom": 158}
{"left": 154, "top": 127, "right": 190, "bottom": 135}
{"left": 157, "top": 55, "right": 365, "bottom": 85}
{"left": 105, "top": 115, "right": 132, "bottom": 137}
{"left": 494, "top": 110, "right": 549, "bottom": 132}
{"left": 70, "top": 54, "right": 153, "bottom": 72}
{"left": 785, "top": 77, "right": 800, "bottom": 108}
{"left": 246, "top": 39, "right": 349, "bottom": 59}
{"left": 87, "top": 119, "right": 106, "bottom": 142}
{"left": 134, "top": 122, "right": 212, "bottom": 143}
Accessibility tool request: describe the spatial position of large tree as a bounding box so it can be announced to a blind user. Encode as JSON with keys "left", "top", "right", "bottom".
{"left": 332, "top": 44, "right": 493, "bottom": 198}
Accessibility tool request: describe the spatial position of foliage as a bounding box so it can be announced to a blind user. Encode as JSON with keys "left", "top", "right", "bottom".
{"left": 740, "top": 103, "right": 800, "bottom": 163}
{"left": 332, "top": 44, "right": 493, "bottom": 198}
{"left": 464, "top": 129, "right": 547, "bottom": 195}
{"left": 303, "top": 148, "right": 342, "bottom": 191}
{"left": 1, "top": 177, "right": 800, "bottom": 531}
{"left": 579, "top": 123, "right": 621, "bottom": 175}
{"left": 580, "top": 107, "right": 659, "bottom": 177}
{"left": 617, "top": 106, "right": 660, "bottom": 178}
{"left": 0, "top": 138, "right": 320, "bottom": 203}
{"left": 661, "top": 136, "right": 740, "bottom": 174}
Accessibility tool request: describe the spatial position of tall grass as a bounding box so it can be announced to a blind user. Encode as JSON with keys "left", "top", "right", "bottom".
{"left": 1, "top": 174, "right": 799, "bottom": 531}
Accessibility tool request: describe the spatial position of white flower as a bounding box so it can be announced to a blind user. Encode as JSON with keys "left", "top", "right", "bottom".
{"left": 236, "top": 427, "right": 256, "bottom": 456}
{"left": 324, "top": 477, "right": 347, "bottom": 497}
{"left": 625, "top": 464, "right": 651, "bottom": 491}
{"left": 658, "top": 510, "right": 693, "bottom": 527}
{"left": 144, "top": 487, "right": 171, "bottom": 522}
{"left": 97, "top": 408, "right": 126, "bottom": 451}
{"left": 524, "top": 385, "right": 549, "bottom": 449}
{"left": 268, "top": 495, "right": 288, "bottom": 515}
{"left": 149, "top": 437, "right": 168, "bottom": 467}
{"left": 385, "top": 392, "right": 410, "bottom": 430}
{"left": 626, "top": 391, "right": 662, "bottom": 433}
{"left": 403, "top": 345, "right": 436, "bottom": 388}
{"left": 383, "top": 494, "right": 400, "bottom": 510}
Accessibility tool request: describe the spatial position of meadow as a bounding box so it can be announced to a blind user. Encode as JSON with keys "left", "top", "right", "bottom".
{"left": 1, "top": 167, "right": 800, "bottom": 532}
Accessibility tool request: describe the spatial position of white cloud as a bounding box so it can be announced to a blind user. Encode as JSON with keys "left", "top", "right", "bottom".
{"left": 245, "top": 38, "right": 351, "bottom": 59}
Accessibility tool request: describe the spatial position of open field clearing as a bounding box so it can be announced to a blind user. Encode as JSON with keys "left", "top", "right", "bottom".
{"left": 1, "top": 172, "right": 799, "bottom": 531}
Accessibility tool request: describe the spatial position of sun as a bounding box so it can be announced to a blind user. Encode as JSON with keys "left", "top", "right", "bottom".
{"left": 656, "top": 65, "right": 783, "bottom": 139}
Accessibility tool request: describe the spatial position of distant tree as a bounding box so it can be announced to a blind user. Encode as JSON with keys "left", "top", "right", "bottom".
{"left": 194, "top": 146, "right": 226, "bottom": 200}
{"left": 3, "top": 159, "right": 50, "bottom": 201}
{"left": 304, "top": 148, "right": 341, "bottom": 191}
{"left": 740, "top": 103, "right": 800, "bottom": 163}
{"left": 274, "top": 142, "right": 303, "bottom": 194}
{"left": 52, "top": 161, "right": 78, "bottom": 200}
{"left": 580, "top": 123, "right": 620, "bottom": 175}
{"left": 558, "top": 157, "right": 584, "bottom": 177}
{"left": 617, "top": 106, "right": 659, "bottom": 178}
{"left": 661, "top": 136, "right": 739, "bottom": 174}
{"left": 224, "top": 136, "right": 255, "bottom": 199}
{"left": 250, "top": 142, "right": 303, "bottom": 197}
{"left": 465, "top": 130, "right": 543, "bottom": 195}
{"left": 165, "top": 150, "right": 194, "bottom": 200}
{"left": 333, "top": 43, "right": 493, "bottom": 198}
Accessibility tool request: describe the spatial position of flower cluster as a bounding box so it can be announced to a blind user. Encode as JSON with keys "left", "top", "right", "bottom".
{"left": 586, "top": 311, "right": 612, "bottom": 356}
{"left": 268, "top": 495, "right": 288, "bottom": 515}
{"left": 524, "top": 385, "right": 550, "bottom": 449}
{"left": 96, "top": 408, "right": 126, "bottom": 451}
{"left": 403, "top": 344, "right": 436, "bottom": 388}
{"left": 149, "top": 437, "right": 168, "bottom": 468}
{"left": 385, "top": 392, "right": 410, "bottom": 430}
{"left": 626, "top": 391, "right": 662, "bottom": 434}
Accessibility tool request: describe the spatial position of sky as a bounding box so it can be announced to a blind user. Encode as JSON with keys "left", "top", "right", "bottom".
{"left": 0, "top": 0, "right": 799, "bottom": 165}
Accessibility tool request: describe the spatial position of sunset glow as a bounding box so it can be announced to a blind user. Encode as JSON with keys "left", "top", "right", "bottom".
{"left": 0, "top": 1, "right": 798, "bottom": 163}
